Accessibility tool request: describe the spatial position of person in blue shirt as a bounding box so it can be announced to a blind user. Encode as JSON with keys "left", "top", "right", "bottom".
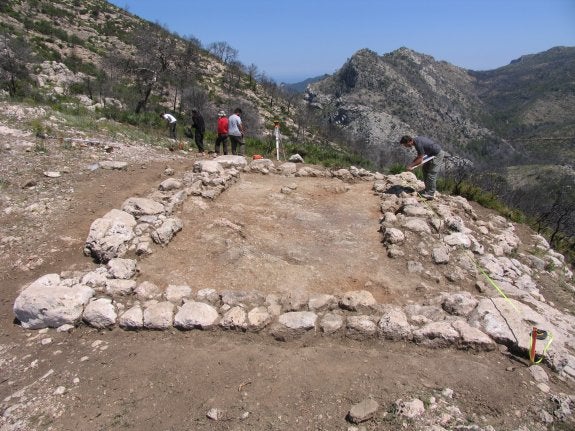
{"left": 400, "top": 135, "right": 445, "bottom": 200}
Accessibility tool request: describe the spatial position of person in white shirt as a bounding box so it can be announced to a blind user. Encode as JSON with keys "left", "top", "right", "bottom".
{"left": 228, "top": 108, "right": 245, "bottom": 155}
{"left": 161, "top": 112, "right": 177, "bottom": 139}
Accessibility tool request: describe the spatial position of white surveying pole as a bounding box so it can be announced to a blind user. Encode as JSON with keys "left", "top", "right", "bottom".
{"left": 274, "top": 121, "right": 280, "bottom": 161}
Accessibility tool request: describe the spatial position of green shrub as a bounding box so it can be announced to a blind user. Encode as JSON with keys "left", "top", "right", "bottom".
{"left": 240, "top": 137, "right": 373, "bottom": 170}
{"left": 439, "top": 178, "right": 526, "bottom": 224}
{"left": 388, "top": 163, "right": 406, "bottom": 174}
{"left": 40, "top": 4, "right": 73, "bottom": 19}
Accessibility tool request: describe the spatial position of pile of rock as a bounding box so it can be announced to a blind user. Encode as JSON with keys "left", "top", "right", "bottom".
{"left": 12, "top": 156, "right": 575, "bottom": 384}
{"left": 84, "top": 156, "right": 245, "bottom": 262}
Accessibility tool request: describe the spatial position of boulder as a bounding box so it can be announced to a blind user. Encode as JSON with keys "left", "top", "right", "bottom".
{"left": 151, "top": 217, "right": 183, "bottom": 245}
{"left": 83, "top": 298, "right": 117, "bottom": 328}
{"left": 84, "top": 209, "right": 136, "bottom": 263}
{"left": 121, "top": 197, "right": 165, "bottom": 217}
{"left": 143, "top": 301, "right": 174, "bottom": 330}
{"left": 174, "top": 301, "right": 219, "bottom": 329}
{"left": 14, "top": 275, "right": 94, "bottom": 329}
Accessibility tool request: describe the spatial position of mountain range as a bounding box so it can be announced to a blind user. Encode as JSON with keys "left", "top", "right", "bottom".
{"left": 304, "top": 46, "right": 575, "bottom": 169}
{"left": 2, "top": 0, "right": 572, "bottom": 170}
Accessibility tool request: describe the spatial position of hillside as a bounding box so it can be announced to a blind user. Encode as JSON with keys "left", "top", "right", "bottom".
{"left": 1, "top": 97, "right": 575, "bottom": 430}
{"left": 2, "top": 1, "right": 573, "bottom": 170}
{"left": 471, "top": 46, "right": 575, "bottom": 163}
{"left": 305, "top": 46, "right": 575, "bottom": 169}
{"left": 0, "top": 0, "right": 302, "bottom": 139}
{"left": 0, "top": 8, "right": 574, "bottom": 431}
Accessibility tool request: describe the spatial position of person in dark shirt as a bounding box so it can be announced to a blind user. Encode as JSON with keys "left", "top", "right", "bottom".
{"left": 191, "top": 109, "right": 206, "bottom": 155}
{"left": 400, "top": 135, "right": 445, "bottom": 200}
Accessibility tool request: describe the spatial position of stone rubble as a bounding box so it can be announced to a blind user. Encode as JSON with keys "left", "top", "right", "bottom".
{"left": 10, "top": 155, "right": 575, "bottom": 429}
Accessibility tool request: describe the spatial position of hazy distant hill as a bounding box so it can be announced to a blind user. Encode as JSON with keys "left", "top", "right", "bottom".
{"left": 2, "top": 0, "right": 572, "bottom": 170}
{"left": 281, "top": 74, "right": 329, "bottom": 93}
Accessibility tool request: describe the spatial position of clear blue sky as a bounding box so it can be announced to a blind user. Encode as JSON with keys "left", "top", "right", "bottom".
{"left": 108, "top": 0, "right": 575, "bottom": 84}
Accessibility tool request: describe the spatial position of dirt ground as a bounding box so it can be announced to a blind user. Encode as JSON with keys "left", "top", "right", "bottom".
{"left": 1, "top": 111, "right": 574, "bottom": 431}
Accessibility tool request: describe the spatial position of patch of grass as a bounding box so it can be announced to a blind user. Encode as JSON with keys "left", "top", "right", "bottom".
{"left": 29, "top": 118, "right": 50, "bottom": 137}
{"left": 388, "top": 163, "right": 406, "bottom": 175}
{"left": 439, "top": 178, "right": 525, "bottom": 223}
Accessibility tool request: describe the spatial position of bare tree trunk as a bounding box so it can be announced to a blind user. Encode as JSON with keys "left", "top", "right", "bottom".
{"left": 135, "top": 84, "right": 153, "bottom": 114}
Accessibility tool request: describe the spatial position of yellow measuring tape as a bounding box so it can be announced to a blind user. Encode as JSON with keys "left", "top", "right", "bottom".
{"left": 529, "top": 328, "right": 554, "bottom": 364}
{"left": 412, "top": 185, "right": 554, "bottom": 364}
{"left": 475, "top": 260, "right": 554, "bottom": 364}
{"left": 475, "top": 263, "right": 520, "bottom": 313}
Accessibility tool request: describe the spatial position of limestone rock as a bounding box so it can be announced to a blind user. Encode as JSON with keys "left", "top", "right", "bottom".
{"left": 83, "top": 298, "right": 117, "bottom": 328}
{"left": 159, "top": 178, "right": 182, "bottom": 191}
{"left": 119, "top": 305, "right": 144, "bottom": 329}
{"left": 378, "top": 307, "right": 412, "bottom": 341}
{"left": 174, "top": 301, "right": 219, "bottom": 329}
{"left": 99, "top": 161, "right": 128, "bottom": 170}
{"left": 135, "top": 281, "right": 162, "bottom": 300}
{"left": 84, "top": 209, "right": 136, "bottom": 263}
{"left": 121, "top": 197, "right": 165, "bottom": 217}
{"left": 347, "top": 398, "right": 379, "bottom": 424}
{"left": 394, "top": 398, "right": 425, "bottom": 419}
{"left": 413, "top": 321, "right": 460, "bottom": 348}
{"left": 107, "top": 258, "right": 137, "bottom": 280}
{"left": 278, "top": 311, "right": 317, "bottom": 330}
{"left": 105, "top": 279, "right": 137, "bottom": 296}
{"left": 151, "top": 217, "right": 183, "bottom": 245}
{"left": 247, "top": 306, "right": 272, "bottom": 331}
{"left": 452, "top": 320, "right": 496, "bottom": 351}
{"left": 164, "top": 284, "right": 192, "bottom": 304}
{"left": 308, "top": 293, "right": 337, "bottom": 311}
{"left": 346, "top": 315, "right": 377, "bottom": 340}
{"left": 442, "top": 292, "right": 478, "bottom": 317}
{"left": 320, "top": 313, "right": 344, "bottom": 334}
{"left": 14, "top": 275, "right": 94, "bottom": 329}
{"left": 143, "top": 301, "right": 174, "bottom": 330}
{"left": 220, "top": 306, "right": 247, "bottom": 330}
{"left": 339, "top": 290, "right": 376, "bottom": 311}
{"left": 383, "top": 227, "right": 405, "bottom": 245}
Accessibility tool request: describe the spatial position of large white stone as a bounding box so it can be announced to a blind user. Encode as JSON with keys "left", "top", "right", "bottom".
{"left": 83, "top": 298, "right": 117, "bottom": 328}
{"left": 84, "top": 209, "right": 136, "bottom": 263}
{"left": 143, "top": 301, "right": 174, "bottom": 330}
{"left": 14, "top": 278, "right": 94, "bottom": 329}
{"left": 247, "top": 306, "right": 271, "bottom": 330}
{"left": 151, "top": 217, "right": 183, "bottom": 245}
{"left": 174, "top": 301, "right": 219, "bottom": 329}
{"left": 119, "top": 305, "right": 144, "bottom": 329}
{"left": 339, "top": 290, "right": 376, "bottom": 311}
{"left": 378, "top": 307, "right": 412, "bottom": 341}
{"left": 278, "top": 311, "right": 317, "bottom": 330}
{"left": 219, "top": 306, "right": 247, "bottom": 330}
{"left": 121, "top": 197, "right": 164, "bottom": 217}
